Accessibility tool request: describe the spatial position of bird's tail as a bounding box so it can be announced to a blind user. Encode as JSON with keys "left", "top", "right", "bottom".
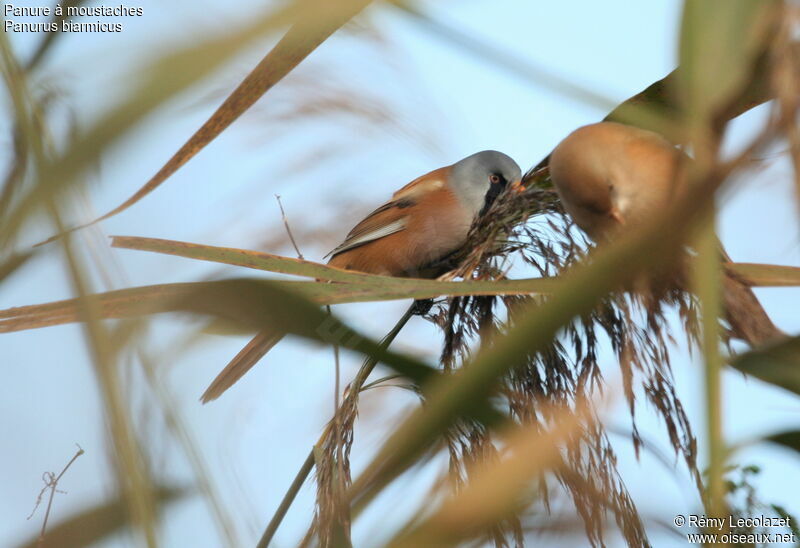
{"left": 722, "top": 267, "right": 783, "bottom": 346}
{"left": 200, "top": 329, "right": 284, "bottom": 403}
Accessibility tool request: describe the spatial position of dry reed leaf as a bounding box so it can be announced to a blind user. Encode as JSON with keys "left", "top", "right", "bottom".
{"left": 116, "top": 235, "right": 799, "bottom": 287}
{"left": 726, "top": 263, "right": 800, "bottom": 287}
{"left": 110, "top": 234, "right": 559, "bottom": 287}
{"left": 0, "top": 277, "right": 555, "bottom": 334}
{"left": 731, "top": 335, "right": 800, "bottom": 396}
{"left": 5, "top": 259, "right": 791, "bottom": 335}
{"left": 36, "top": 0, "right": 373, "bottom": 246}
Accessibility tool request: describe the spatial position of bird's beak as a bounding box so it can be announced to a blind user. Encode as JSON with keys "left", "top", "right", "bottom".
{"left": 509, "top": 178, "right": 525, "bottom": 193}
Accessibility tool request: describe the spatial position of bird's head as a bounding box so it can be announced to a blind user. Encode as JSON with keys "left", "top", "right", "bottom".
{"left": 450, "top": 150, "right": 522, "bottom": 216}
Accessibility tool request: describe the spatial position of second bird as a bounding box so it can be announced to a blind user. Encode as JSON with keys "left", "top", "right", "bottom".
{"left": 549, "top": 121, "right": 782, "bottom": 346}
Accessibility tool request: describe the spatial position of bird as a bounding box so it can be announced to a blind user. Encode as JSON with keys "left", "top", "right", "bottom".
{"left": 548, "top": 121, "right": 782, "bottom": 346}
{"left": 200, "top": 150, "right": 522, "bottom": 402}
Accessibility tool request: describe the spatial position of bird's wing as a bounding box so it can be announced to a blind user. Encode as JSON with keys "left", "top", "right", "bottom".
{"left": 324, "top": 198, "right": 413, "bottom": 258}
{"left": 325, "top": 168, "right": 448, "bottom": 259}
{"left": 392, "top": 167, "right": 447, "bottom": 200}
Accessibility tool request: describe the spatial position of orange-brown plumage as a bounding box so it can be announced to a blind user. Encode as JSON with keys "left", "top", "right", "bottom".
{"left": 200, "top": 151, "right": 522, "bottom": 402}
{"left": 549, "top": 122, "right": 684, "bottom": 241}
{"left": 328, "top": 167, "right": 474, "bottom": 277}
{"left": 549, "top": 121, "right": 782, "bottom": 346}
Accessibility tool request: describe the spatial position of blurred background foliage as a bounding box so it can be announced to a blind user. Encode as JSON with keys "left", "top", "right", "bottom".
{"left": 2, "top": 0, "right": 800, "bottom": 547}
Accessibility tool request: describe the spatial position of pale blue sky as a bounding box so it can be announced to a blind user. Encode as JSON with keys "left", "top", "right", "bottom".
{"left": 3, "top": 1, "right": 799, "bottom": 547}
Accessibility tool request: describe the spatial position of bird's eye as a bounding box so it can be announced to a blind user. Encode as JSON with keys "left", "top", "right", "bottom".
{"left": 489, "top": 174, "right": 502, "bottom": 184}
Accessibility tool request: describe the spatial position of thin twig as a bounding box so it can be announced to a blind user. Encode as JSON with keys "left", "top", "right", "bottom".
{"left": 326, "top": 303, "right": 347, "bottom": 542}
{"left": 257, "top": 451, "right": 315, "bottom": 548}
{"left": 275, "top": 194, "right": 304, "bottom": 260}
{"left": 257, "top": 303, "right": 416, "bottom": 548}
{"left": 28, "top": 444, "right": 84, "bottom": 548}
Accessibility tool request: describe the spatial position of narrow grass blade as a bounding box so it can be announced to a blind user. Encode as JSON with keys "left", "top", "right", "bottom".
{"left": 111, "top": 235, "right": 389, "bottom": 283}
{"left": 257, "top": 452, "right": 316, "bottom": 548}
{"left": 731, "top": 335, "right": 800, "bottom": 396}
{"left": 0, "top": 251, "right": 33, "bottom": 282}
{"left": 110, "top": 235, "right": 558, "bottom": 290}
{"left": 0, "top": 274, "right": 555, "bottom": 335}
{"left": 200, "top": 329, "right": 283, "bottom": 403}
{"left": 765, "top": 431, "right": 800, "bottom": 456}
{"left": 726, "top": 263, "right": 800, "bottom": 287}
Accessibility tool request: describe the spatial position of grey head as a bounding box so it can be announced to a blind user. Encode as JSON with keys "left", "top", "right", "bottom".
{"left": 449, "top": 150, "right": 522, "bottom": 217}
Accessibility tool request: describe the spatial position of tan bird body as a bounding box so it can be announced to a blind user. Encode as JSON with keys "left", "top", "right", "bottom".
{"left": 550, "top": 122, "right": 685, "bottom": 241}
{"left": 326, "top": 167, "right": 475, "bottom": 277}
{"left": 549, "top": 121, "right": 781, "bottom": 346}
{"left": 201, "top": 151, "right": 521, "bottom": 402}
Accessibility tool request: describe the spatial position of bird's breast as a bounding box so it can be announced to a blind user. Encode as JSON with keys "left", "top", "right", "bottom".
{"left": 404, "top": 186, "right": 474, "bottom": 260}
